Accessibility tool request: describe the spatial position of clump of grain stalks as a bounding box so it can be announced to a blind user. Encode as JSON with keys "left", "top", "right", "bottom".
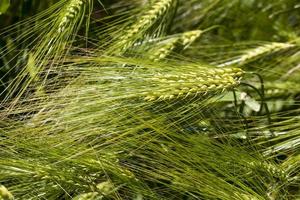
{"left": 0, "top": 0, "right": 93, "bottom": 104}
{"left": 1, "top": 0, "right": 300, "bottom": 199}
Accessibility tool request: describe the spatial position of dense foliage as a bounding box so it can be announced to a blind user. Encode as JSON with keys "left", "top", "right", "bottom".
{"left": 0, "top": 0, "right": 300, "bottom": 199}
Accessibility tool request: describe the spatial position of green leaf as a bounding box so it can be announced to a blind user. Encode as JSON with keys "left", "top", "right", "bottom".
{"left": 0, "top": 0, "right": 10, "bottom": 15}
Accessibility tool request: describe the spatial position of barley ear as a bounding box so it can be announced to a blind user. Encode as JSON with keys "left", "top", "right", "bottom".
{"left": 58, "top": 0, "right": 85, "bottom": 33}
{"left": 116, "top": 0, "right": 175, "bottom": 53}
{"left": 219, "top": 42, "right": 295, "bottom": 67}
{"left": 144, "top": 67, "right": 244, "bottom": 101}
{"left": 149, "top": 30, "right": 203, "bottom": 61}
{"left": 0, "top": 185, "right": 14, "bottom": 200}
